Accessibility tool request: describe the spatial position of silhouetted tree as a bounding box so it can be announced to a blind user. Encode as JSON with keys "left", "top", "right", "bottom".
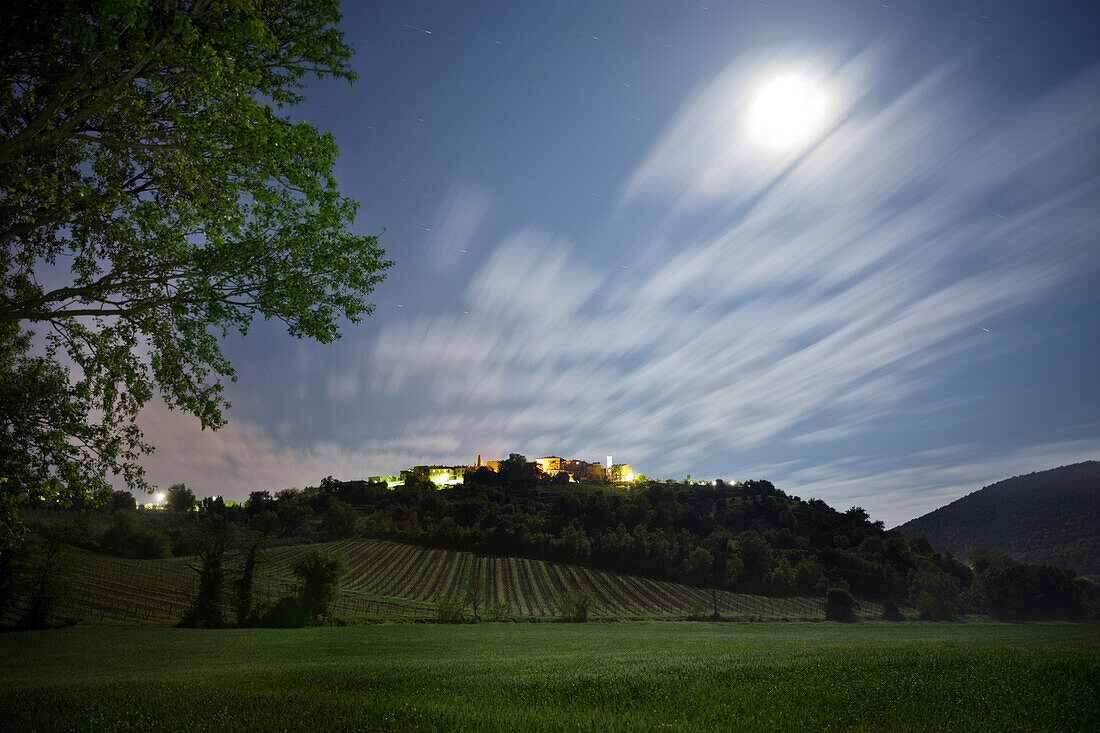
{"left": 0, "top": 0, "right": 392, "bottom": 546}
{"left": 166, "top": 484, "right": 196, "bottom": 513}
{"left": 234, "top": 532, "right": 265, "bottom": 626}
{"left": 737, "top": 530, "right": 773, "bottom": 591}
{"left": 320, "top": 501, "right": 358, "bottom": 539}
{"left": 110, "top": 490, "right": 137, "bottom": 513}
{"left": 182, "top": 516, "right": 235, "bottom": 628}
{"left": 101, "top": 510, "right": 170, "bottom": 559}
{"left": 292, "top": 548, "right": 347, "bottom": 620}
{"left": 825, "top": 588, "right": 857, "bottom": 622}
{"left": 498, "top": 454, "right": 543, "bottom": 486}
{"left": 912, "top": 566, "right": 960, "bottom": 620}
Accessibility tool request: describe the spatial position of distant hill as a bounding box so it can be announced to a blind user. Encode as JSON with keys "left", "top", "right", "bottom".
{"left": 895, "top": 462, "right": 1100, "bottom": 575}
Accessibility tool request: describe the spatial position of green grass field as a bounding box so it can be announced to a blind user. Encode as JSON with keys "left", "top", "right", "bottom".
{"left": 2, "top": 622, "right": 1098, "bottom": 731}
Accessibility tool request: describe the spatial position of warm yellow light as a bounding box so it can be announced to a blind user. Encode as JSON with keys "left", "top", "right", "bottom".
{"left": 748, "top": 74, "right": 829, "bottom": 149}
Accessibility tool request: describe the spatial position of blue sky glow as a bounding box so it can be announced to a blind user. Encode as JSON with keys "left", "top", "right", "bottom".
{"left": 136, "top": 0, "right": 1100, "bottom": 525}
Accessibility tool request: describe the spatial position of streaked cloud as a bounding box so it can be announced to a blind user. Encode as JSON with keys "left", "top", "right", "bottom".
{"left": 140, "top": 49, "right": 1100, "bottom": 523}
{"left": 779, "top": 438, "right": 1100, "bottom": 527}
{"left": 428, "top": 184, "right": 490, "bottom": 272}
{"left": 361, "top": 52, "right": 1100, "bottom": 519}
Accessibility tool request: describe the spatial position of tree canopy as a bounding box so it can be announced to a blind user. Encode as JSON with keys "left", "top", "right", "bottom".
{"left": 0, "top": 0, "right": 391, "bottom": 537}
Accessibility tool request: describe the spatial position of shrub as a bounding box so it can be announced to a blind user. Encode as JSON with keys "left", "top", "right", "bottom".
{"left": 436, "top": 595, "right": 467, "bottom": 623}
{"left": 557, "top": 590, "right": 591, "bottom": 622}
{"left": 257, "top": 597, "right": 311, "bottom": 628}
{"left": 486, "top": 601, "right": 510, "bottom": 621}
{"left": 882, "top": 600, "right": 905, "bottom": 621}
{"left": 687, "top": 597, "right": 710, "bottom": 620}
{"left": 101, "top": 511, "right": 170, "bottom": 559}
{"left": 825, "top": 588, "right": 857, "bottom": 622}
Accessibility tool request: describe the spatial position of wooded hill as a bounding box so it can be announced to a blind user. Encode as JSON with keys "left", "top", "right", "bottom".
{"left": 895, "top": 462, "right": 1100, "bottom": 576}
{"left": 8, "top": 455, "right": 1095, "bottom": 626}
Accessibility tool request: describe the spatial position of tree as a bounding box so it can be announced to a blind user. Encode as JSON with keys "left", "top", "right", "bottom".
{"left": 165, "top": 483, "right": 196, "bottom": 513}
{"left": 497, "top": 454, "right": 543, "bottom": 486}
{"left": 181, "top": 515, "right": 235, "bottom": 627}
{"left": 292, "top": 547, "right": 346, "bottom": 620}
{"left": 912, "top": 567, "right": 960, "bottom": 621}
{"left": 825, "top": 587, "right": 857, "bottom": 622}
{"left": 0, "top": 0, "right": 392, "bottom": 547}
{"left": 794, "top": 559, "right": 822, "bottom": 596}
{"left": 110, "top": 490, "right": 137, "bottom": 513}
{"left": 320, "top": 500, "right": 357, "bottom": 539}
{"left": 101, "top": 509, "right": 170, "bottom": 559}
{"left": 737, "top": 530, "right": 773, "bottom": 592}
{"left": 463, "top": 578, "right": 483, "bottom": 622}
{"left": 234, "top": 531, "right": 265, "bottom": 626}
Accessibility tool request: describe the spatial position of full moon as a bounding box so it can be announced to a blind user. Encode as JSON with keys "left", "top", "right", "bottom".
{"left": 748, "top": 75, "right": 830, "bottom": 149}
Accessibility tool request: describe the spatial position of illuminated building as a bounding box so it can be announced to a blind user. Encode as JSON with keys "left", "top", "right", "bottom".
{"left": 535, "top": 456, "right": 563, "bottom": 474}
{"left": 606, "top": 464, "right": 635, "bottom": 483}
{"left": 368, "top": 453, "right": 636, "bottom": 489}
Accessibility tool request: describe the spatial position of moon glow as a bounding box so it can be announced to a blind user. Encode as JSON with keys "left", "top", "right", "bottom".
{"left": 748, "top": 75, "right": 830, "bottom": 149}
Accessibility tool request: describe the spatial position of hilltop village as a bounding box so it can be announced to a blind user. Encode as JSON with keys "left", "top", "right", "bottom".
{"left": 369, "top": 455, "right": 637, "bottom": 489}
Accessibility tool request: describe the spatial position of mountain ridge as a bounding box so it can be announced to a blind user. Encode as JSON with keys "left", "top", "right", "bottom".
{"left": 895, "top": 461, "right": 1100, "bottom": 575}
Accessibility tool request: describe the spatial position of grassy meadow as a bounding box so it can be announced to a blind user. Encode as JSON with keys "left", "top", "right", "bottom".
{"left": 2, "top": 622, "right": 1098, "bottom": 731}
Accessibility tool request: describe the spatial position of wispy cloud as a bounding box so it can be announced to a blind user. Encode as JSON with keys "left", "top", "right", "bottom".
{"left": 428, "top": 184, "right": 490, "bottom": 272}
{"left": 779, "top": 439, "right": 1100, "bottom": 527}
{"left": 143, "top": 50, "right": 1100, "bottom": 523}
{"left": 360, "top": 51, "right": 1100, "bottom": 518}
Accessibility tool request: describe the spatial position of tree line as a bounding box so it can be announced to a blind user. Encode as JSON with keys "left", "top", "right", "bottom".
{"left": 9, "top": 454, "right": 1094, "bottom": 626}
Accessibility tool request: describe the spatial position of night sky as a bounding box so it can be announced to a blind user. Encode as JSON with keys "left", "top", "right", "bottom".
{"left": 137, "top": 0, "right": 1100, "bottom": 526}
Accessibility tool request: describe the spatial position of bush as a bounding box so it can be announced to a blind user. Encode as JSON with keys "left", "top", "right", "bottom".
{"left": 913, "top": 568, "right": 959, "bottom": 620}
{"left": 557, "top": 590, "right": 591, "bottom": 622}
{"left": 101, "top": 511, "right": 170, "bottom": 559}
{"left": 687, "top": 597, "right": 710, "bottom": 620}
{"left": 825, "top": 588, "right": 857, "bottom": 622}
{"left": 486, "top": 601, "right": 510, "bottom": 621}
{"left": 257, "top": 597, "right": 311, "bottom": 628}
{"left": 882, "top": 600, "right": 905, "bottom": 621}
{"left": 436, "top": 595, "right": 467, "bottom": 623}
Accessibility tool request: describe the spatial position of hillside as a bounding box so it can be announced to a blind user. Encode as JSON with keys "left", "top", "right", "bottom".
{"left": 895, "top": 462, "right": 1100, "bottom": 575}
{"left": 1, "top": 538, "right": 887, "bottom": 625}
